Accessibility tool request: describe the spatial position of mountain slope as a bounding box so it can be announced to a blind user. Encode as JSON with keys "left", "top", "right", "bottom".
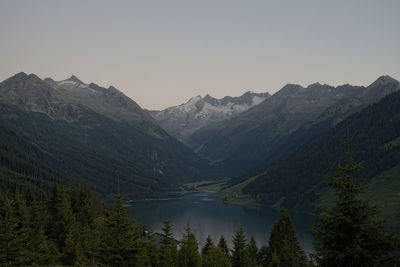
{"left": 241, "top": 87, "right": 400, "bottom": 213}
{"left": 149, "top": 91, "right": 270, "bottom": 146}
{"left": 196, "top": 82, "right": 365, "bottom": 176}
{"left": 0, "top": 73, "right": 220, "bottom": 199}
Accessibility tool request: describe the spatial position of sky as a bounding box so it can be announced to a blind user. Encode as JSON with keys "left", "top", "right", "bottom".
{"left": 1, "top": 0, "right": 400, "bottom": 110}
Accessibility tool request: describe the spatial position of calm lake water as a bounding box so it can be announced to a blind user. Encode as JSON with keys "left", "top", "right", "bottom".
{"left": 128, "top": 191, "right": 315, "bottom": 252}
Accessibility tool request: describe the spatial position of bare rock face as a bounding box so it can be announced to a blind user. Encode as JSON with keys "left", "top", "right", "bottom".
{"left": 149, "top": 91, "right": 270, "bottom": 145}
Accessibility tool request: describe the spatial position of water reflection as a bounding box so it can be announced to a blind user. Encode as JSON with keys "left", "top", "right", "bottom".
{"left": 128, "top": 191, "right": 314, "bottom": 252}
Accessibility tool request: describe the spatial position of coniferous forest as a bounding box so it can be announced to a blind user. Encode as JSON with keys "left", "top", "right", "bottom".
{"left": 1, "top": 142, "right": 399, "bottom": 266}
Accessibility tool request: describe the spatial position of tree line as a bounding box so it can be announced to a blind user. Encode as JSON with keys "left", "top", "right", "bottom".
{"left": 1, "top": 141, "right": 399, "bottom": 266}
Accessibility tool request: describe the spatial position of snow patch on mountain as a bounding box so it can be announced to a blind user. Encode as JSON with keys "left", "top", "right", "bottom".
{"left": 149, "top": 91, "right": 270, "bottom": 144}
{"left": 46, "top": 76, "right": 103, "bottom": 95}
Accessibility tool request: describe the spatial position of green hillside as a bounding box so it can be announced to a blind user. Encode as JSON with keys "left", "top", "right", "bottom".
{"left": 363, "top": 164, "right": 400, "bottom": 230}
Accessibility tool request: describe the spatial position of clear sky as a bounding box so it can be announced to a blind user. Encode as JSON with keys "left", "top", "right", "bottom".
{"left": 1, "top": 0, "right": 399, "bottom": 110}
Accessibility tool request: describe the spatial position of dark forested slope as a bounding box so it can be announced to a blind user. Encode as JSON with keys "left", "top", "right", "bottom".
{"left": 195, "top": 76, "right": 399, "bottom": 178}
{"left": 242, "top": 89, "right": 400, "bottom": 212}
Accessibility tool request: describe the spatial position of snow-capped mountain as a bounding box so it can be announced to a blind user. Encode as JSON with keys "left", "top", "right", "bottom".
{"left": 149, "top": 91, "right": 270, "bottom": 144}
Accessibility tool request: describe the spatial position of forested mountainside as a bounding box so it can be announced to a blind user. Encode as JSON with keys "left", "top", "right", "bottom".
{"left": 0, "top": 73, "right": 221, "bottom": 199}
{"left": 194, "top": 76, "right": 399, "bottom": 177}
{"left": 149, "top": 91, "right": 270, "bottom": 147}
{"left": 237, "top": 89, "right": 400, "bottom": 223}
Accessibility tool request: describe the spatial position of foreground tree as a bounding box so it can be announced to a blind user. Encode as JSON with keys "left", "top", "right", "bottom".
{"left": 218, "top": 235, "right": 229, "bottom": 255}
{"left": 247, "top": 236, "right": 258, "bottom": 267}
{"left": 94, "top": 194, "right": 141, "bottom": 266}
{"left": 201, "top": 235, "right": 214, "bottom": 256}
{"left": 159, "top": 220, "right": 178, "bottom": 267}
{"left": 231, "top": 228, "right": 250, "bottom": 267}
{"left": 202, "top": 244, "right": 232, "bottom": 267}
{"left": 178, "top": 226, "right": 200, "bottom": 267}
{"left": 313, "top": 139, "right": 399, "bottom": 266}
{"left": 0, "top": 195, "right": 27, "bottom": 266}
{"left": 48, "top": 185, "right": 74, "bottom": 251}
{"left": 268, "top": 210, "right": 308, "bottom": 266}
{"left": 257, "top": 244, "right": 270, "bottom": 267}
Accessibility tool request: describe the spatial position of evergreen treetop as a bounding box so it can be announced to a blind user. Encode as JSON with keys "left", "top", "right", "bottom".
{"left": 231, "top": 227, "right": 250, "bottom": 267}
{"left": 313, "top": 139, "right": 399, "bottom": 266}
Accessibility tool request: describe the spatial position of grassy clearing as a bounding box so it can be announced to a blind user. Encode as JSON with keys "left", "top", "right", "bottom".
{"left": 216, "top": 176, "right": 258, "bottom": 206}
{"left": 184, "top": 177, "right": 258, "bottom": 206}
{"left": 183, "top": 180, "right": 227, "bottom": 192}
{"left": 364, "top": 164, "right": 400, "bottom": 230}
{"left": 319, "top": 164, "right": 400, "bottom": 232}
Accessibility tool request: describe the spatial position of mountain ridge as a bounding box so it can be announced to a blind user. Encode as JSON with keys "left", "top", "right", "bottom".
{"left": 0, "top": 72, "right": 222, "bottom": 199}
{"left": 241, "top": 85, "right": 400, "bottom": 214}
{"left": 149, "top": 91, "right": 270, "bottom": 145}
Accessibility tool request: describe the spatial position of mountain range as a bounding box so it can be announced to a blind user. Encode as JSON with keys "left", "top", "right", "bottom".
{"left": 239, "top": 82, "right": 400, "bottom": 227}
{"left": 1, "top": 72, "right": 399, "bottom": 227}
{"left": 147, "top": 75, "right": 400, "bottom": 228}
{"left": 149, "top": 91, "right": 270, "bottom": 146}
{"left": 0, "top": 72, "right": 220, "bottom": 199}
{"left": 188, "top": 76, "right": 399, "bottom": 177}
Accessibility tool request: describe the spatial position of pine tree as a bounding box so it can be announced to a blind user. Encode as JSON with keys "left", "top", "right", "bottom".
{"left": 145, "top": 232, "right": 160, "bottom": 267}
{"left": 178, "top": 226, "right": 200, "bottom": 267}
{"left": 231, "top": 228, "right": 250, "bottom": 267}
{"left": 0, "top": 195, "right": 26, "bottom": 266}
{"left": 257, "top": 244, "right": 270, "bottom": 267}
{"left": 247, "top": 236, "right": 258, "bottom": 267}
{"left": 95, "top": 194, "right": 141, "bottom": 266}
{"left": 12, "top": 196, "right": 34, "bottom": 265}
{"left": 72, "top": 186, "right": 101, "bottom": 263}
{"left": 201, "top": 235, "right": 214, "bottom": 256}
{"left": 159, "top": 220, "right": 178, "bottom": 267}
{"left": 313, "top": 139, "right": 399, "bottom": 266}
{"left": 202, "top": 244, "right": 232, "bottom": 267}
{"left": 29, "top": 228, "right": 59, "bottom": 266}
{"left": 133, "top": 241, "right": 152, "bottom": 267}
{"left": 62, "top": 229, "right": 84, "bottom": 265}
{"left": 217, "top": 235, "right": 229, "bottom": 255}
{"left": 268, "top": 210, "right": 308, "bottom": 267}
{"left": 47, "top": 185, "right": 74, "bottom": 250}
{"left": 72, "top": 186, "right": 97, "bottom": 228}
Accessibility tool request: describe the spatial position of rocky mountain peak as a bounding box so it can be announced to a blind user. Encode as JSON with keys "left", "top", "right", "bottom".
{"left": 308, "top": 82, "right": 322, "bottom": 87}
{"left": 370, "top": 75, "right": 398, "bottom": 87}
{"left": 360, "top": 75, "right": 400, "bottom": 102}
{"left": 275, "top": 83, "right": 304, "bottom": 97}
{"left": 66, "top": 75, "right": 83, "bottom": 84}
{"left": 44, "top": 77, "right": 55, "bottom": 83}
{"left": 150, "top": 91, "right": 270, "bottom": 144}
{"left": 11, "top": 72, "right": 29, "bottom": 81}
{"left": 203, "top": 94, "right": 215, "bottom": 102}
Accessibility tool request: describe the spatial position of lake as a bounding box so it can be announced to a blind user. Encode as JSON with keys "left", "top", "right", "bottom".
{"left": 128, "top": 191, "right": 315, "bottom": 252}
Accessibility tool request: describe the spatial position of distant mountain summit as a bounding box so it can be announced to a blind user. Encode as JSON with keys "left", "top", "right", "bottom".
{"left": 44, "top": 75, "right": 157, "bottom": 126}
{"left": 149, "top": 91, "right": 270, "bottom": 144}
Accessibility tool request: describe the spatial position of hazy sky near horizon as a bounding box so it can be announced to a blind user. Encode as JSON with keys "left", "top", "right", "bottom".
{"left": 1, "top": 0, "right": 400, "bottom": 109}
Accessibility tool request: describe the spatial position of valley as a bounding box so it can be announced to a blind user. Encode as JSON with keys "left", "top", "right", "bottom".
{"left": 1, "top": 72, "right": 399, "bottom": 229}
{"left": 0, "top": 72, "right": 399, "bottom": 266}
